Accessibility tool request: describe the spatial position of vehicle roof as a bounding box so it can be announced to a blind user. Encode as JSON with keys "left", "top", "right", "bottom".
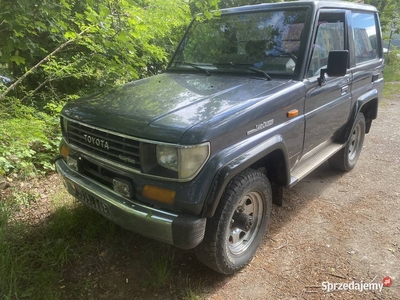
{"left": 218, "top": 0, "right": 378, "bottom": 14}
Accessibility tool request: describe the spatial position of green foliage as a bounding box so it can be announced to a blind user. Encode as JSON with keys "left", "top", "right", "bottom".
{"left": 188, "top": 0, "right": 281, "bottom": 18}
{"left": 386, "top": 47, "right": 400, "bottom": 70}
{"left": 0, "top": 200, "right": 12, "bottom": 228}
{"left": 363, "top": 0, "right": 400, "bottom": 33}
{"left": 0, "top": 100, "right": 61, "bottom": 177}
{"left": 383, "top": 47, "right": 400, "bottom": 97}
{"left": 11, "top": 190, "right": 39, "bottom": 208}
{"left": 0, "top": 0, "right": 193, "bottom": 176}
{"left": 182, "top": 277, "right": 204, "bottom": 300}
{"left": 145, "top": 246, "right": 175, "bottom": 288}
{"left": 218, "top": 0, "right": 281, "bottom": 9}
{"left": 0, "top": 0, "right": 191, "bottom": 104}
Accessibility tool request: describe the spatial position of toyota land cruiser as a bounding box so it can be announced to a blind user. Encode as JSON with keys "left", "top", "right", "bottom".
{"left": 55, "top": 1, "right": 384, "bottom": 274}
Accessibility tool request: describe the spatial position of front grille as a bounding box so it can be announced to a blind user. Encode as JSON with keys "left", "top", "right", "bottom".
{"left": 79, "top": 157, "right": 134, "bottom": 192}
{"left": 80, "top": 158, "right": 114, "bottom": 188}
{"left": 66, "top": 121, "right": 141, "bottom": 170}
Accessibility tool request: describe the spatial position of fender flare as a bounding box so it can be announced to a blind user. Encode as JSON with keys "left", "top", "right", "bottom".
{"left": 201, "top": 135, "right": 290, "bottom": 218}
{"left": 357, "top": 89, "right": 379, "bottom": 117}
{"left": 341, "top": 89, "right": 379, "bottom": 142}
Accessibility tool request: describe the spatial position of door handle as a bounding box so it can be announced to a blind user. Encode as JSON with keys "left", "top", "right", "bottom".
{"left": 341, "top": 85, "right": 348, "bottom": 95}
{"left": 372, "top": 73, "right": 379, "bottom": 82}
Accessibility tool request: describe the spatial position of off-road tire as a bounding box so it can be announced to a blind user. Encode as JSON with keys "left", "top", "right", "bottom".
{"left": 194, "top": 169, "right": 272, "bottom": 274}
{"left": 329, "top": 112, "right": 366, "bottom": 172}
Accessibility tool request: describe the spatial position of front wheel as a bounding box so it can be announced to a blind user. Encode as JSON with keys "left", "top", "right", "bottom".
{"left": 194, "top": 169, "right": 272, "bottom": 274}
{"left": 329, "top": 112, "right": 366, "bottom": 172}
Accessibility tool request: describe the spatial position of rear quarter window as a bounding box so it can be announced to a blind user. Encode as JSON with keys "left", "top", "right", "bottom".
{"left": 352, "top": 12, "right": 380, "bottom": 64}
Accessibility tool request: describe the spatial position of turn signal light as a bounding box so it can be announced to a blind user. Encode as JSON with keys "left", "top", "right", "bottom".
{"left": 61, "top": 144, "right": 70, "bottom": 158}
{"left": 142, "top": 185, "right": 175, "bottom": 205}
{"left": 287, "top": 109, "right": 299, "bottom": 118}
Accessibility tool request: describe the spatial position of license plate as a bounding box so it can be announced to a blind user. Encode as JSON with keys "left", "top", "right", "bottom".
{"left": 75, "top": 187, "right": 111, "bottom": 217}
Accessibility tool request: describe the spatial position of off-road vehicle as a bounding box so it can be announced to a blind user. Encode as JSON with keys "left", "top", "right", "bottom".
{"left": 55, "top": 0, "right": 384, "bottom": 274}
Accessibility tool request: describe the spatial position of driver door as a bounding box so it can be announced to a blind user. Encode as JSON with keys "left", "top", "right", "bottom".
{"left": 303, "top": 10, "right": 352, "bottom": 154}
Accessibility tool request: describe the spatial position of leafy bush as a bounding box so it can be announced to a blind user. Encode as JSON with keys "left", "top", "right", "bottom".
{"left": 0, "top": 0, "right": 193, "bottom": 178}
{"left": 0, "top": 100, "right": 61, "bottom": 177}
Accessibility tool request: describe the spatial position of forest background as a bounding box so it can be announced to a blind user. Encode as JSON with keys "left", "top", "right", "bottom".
{"left": 0, "top": 0, "right": 398, "bottom": 178}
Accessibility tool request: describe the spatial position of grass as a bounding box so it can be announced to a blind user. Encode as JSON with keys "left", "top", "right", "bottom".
{"left": 382, "top": 83, "right": 399, "bottom": 99}
{"left": 384, "top": 64, "right": 400, "bottom": 83}
{"left": 382, "top": 50, "right": 400, "bottom": 99}
{"left": 182, "top": 277, "right": 204, "bottom": 300}
{"left": 0, "top": 181, "right": 198, "bottom": 299}
{"left": 0, "top": 179, "right": 207, "bottom": 299}
{"left": 384, "top": 49, "right": 400, "bottom": 80}
{"left": 0, "top": 185, "right": 118, "bottom": 299}
{"left": 11, "top": 190, "right": 38, "bottom": 207}
{"left": 145, "top": 245, "right": 176, "bottom": 288}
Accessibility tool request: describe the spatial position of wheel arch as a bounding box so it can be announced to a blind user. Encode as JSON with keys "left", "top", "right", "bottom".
{"left": 201, "top": 135, "right": 290, "bottom": 218}
{"left": 248, "top": 149, "right": 288, "bottom": 187}
{"left": 340, "top": 89, "right": 379, "bottom": 143}
{"left": 359, "top": 97, "right": 378, "bottom": 133}
{"left": 355, "top": 89, "right": 379, "bottom": 133}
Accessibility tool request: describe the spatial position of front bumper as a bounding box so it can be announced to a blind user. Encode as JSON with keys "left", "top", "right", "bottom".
{"left": 55, "top": 159, "right": 206, "bottom": 249}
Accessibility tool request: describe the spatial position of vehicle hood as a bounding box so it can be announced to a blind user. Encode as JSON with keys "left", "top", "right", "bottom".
{"left": 62, "top": 73, "right": 289, "bottom": 143}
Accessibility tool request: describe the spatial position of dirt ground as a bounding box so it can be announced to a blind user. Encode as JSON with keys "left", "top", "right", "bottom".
{"left": 3, "top": 94, "right": 399, "bottom": 299}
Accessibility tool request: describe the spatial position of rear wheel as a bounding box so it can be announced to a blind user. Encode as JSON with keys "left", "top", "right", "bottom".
{"left": 329, "top": 112, "right": 366, "bottom": 172}
{"left": 194, "top": 169, "right": 272, "bottom": 274}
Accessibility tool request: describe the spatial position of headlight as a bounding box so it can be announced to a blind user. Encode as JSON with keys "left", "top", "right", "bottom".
{"left": 156, "top": 145, "right": 178, "bottom": 172}
{"left": 156, "top": 143, "right": 210, "bottom": 180}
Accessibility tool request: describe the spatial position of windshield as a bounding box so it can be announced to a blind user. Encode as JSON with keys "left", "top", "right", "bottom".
{"left": 169, "top": 8, "right": 308, "bottom": 77}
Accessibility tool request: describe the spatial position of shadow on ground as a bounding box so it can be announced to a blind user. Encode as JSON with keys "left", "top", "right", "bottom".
{"left": 51, "top": 162, "right": 344, "bottom": 299}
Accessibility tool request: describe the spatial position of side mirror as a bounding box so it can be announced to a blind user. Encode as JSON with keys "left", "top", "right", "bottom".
{"left": 318, "top": 50, "right": 349, "bottom": 86}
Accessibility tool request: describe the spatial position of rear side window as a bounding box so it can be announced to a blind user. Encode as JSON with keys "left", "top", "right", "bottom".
{"left": 352, "top": 12, "right": 379, "bottom": 64}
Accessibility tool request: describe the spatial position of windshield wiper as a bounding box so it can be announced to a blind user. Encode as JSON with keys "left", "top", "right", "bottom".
{"left": 171, "top": 61, "right": 211, "bottom": 76}
{"left": 228, "top": 62, "right": 271, "bottom": 80}
{"left": 268, "top": 48, "right": 297, "bottom": 61}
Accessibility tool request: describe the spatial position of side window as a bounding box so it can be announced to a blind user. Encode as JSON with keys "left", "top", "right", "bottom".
{"left": 308, "top": 13, "right": 345, "bottom": 77}
{"left": 352, "top": 12, "right": 379, "bottom": 64}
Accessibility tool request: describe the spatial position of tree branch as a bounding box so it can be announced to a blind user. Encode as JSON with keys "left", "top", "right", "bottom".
{"left": 0, "top": 27, "right": 90, "bottom": 101}
{"left": 20, "top": 78, "right": 51, "bottom": 103}
{"left": 20, "top": 71, "right": 95, "bottom": 103}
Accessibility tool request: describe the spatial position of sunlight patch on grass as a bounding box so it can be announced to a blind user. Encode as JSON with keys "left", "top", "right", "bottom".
{"left": 50, "top": 183, "right": 75, "bottom": 208}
